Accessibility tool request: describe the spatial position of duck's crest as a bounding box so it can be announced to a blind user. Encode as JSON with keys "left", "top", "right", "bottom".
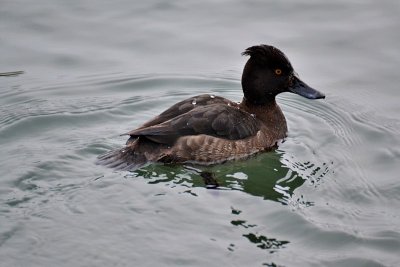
{"left": 242, "top": 44, "right": 293, "bottom": 70}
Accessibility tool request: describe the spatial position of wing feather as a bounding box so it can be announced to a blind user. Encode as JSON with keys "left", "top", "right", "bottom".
{"left": 137, "top": 94, "right": 237, "bottom": 128}
{"left": 126, "top": 104, "right": 260, "bottom": 145}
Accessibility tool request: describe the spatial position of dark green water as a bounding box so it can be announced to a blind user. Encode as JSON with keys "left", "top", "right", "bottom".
{"left": 1, "top": 1, "right": 400, "bottom": 266}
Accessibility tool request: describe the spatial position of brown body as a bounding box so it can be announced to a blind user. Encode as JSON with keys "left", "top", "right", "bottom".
{"left": 138, "top": 96, "right": 285, "bottom": 164}
{"left": 97, "top": 45, "right": 324, "bottom": 170}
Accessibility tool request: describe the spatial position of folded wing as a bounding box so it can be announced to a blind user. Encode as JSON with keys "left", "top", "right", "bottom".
{"left": 125, "top": 104, "right": 260, "bottom": 145}
{"left": 138, "top": 94, "right": 237, "bottom": 128}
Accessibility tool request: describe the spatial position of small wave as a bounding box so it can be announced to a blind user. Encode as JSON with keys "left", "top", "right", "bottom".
{"left": 280, "top": 95, "right": 363, "bottom": 147}
{"left": 0, "top": 71, "right": 24, "bottom": 77}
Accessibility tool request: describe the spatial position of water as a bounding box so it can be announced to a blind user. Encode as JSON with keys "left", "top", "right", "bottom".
{"left": 1, "top": 1, "right": 400, "bottom": 266}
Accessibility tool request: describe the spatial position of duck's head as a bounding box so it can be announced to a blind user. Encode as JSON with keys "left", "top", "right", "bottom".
{"left": 241, "top": 44, "right": 325, "bottom": 105}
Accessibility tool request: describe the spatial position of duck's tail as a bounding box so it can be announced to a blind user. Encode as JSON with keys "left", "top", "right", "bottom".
{"left": 96, "top": 139, "right": 148, "bottom": 171}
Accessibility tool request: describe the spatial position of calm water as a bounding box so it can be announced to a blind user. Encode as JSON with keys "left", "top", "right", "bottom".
{"left": 1, "top": 1, "right": 400, "bottom": 266}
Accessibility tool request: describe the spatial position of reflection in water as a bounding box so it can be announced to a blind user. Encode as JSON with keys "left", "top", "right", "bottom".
{"left": 230, "top": 220, "right": 257, "bottom": 228}
{"left": 230, "top": 206, "right": 289, "bottom": 257}
{"left": 130, "top": 149, "right": 331, "bottom": 206}
{"left": 129, "top": 149, "right": 330, "bottom": 259}
{"left": 242, "top": 233, "right": 289, "bottom": 252}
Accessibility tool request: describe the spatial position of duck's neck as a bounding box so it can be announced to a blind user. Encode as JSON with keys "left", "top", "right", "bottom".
{"left": 239, "top": 97, "right": 288, "bottom": 137}
{"left": 239, "top": 97, "right": 280, "bottom": 116}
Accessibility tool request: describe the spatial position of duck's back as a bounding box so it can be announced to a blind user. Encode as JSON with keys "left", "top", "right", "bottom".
{"left": 137, "top": 94, "right": 238, "bottom": 129}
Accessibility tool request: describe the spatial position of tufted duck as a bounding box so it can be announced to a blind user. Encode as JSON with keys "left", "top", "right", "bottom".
{"left": 98, "top": 44, "right": 325, "bottom": 170}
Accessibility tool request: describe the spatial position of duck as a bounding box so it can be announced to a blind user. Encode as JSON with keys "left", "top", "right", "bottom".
{"left": 98, "top": 44, "right": 325, "bottom": 170}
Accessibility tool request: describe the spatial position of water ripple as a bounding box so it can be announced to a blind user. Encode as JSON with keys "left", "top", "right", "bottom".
{"left": 1, "top": 72, "right": 399, "bottom": 267}
{"left": 0, "top": 73, "right": 240, "bottom": 135}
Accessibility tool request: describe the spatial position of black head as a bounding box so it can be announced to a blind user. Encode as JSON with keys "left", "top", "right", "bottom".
{"left": 241, "top": 44, "right": 325, "bottom": 105}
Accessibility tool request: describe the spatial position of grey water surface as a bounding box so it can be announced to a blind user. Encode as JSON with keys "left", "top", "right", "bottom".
{"left": 1, "top": 1, "right": 400, "bottom": 266}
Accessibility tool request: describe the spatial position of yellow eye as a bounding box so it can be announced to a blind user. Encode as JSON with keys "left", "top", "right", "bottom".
{"left": 275, "top": 69, "right": 282, "bottom": 75}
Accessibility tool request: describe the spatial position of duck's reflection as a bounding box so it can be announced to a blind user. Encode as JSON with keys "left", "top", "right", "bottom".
{"left": 128, "top": 151, "right": 330, "bottom": 260}
{"left": 130, "top": 151, "right": 313, "bottom": 204}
